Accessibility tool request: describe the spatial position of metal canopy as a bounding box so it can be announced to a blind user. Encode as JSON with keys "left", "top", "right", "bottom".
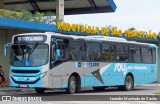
{"left": 4, "top": 0, "right": 117, "bottom": 15}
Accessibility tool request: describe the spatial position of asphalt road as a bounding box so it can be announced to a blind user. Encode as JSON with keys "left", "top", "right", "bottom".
{"left": 0, "top": 84, "right": 160, "bottom": 103}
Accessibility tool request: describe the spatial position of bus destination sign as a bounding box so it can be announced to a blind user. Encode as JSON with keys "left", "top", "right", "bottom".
{"left": 14, "top": 35, "right": 47, "bottom": 42}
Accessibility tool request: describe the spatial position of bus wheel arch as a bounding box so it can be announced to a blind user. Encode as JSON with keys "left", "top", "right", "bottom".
{"left": 66, "top": 72, "right": 81, "bottom": 94}
{"left": 127, "top": 73, "right": 134, "bottom": 88}
{"left": 118, "top": 73, "right": 134, "bottom": 91}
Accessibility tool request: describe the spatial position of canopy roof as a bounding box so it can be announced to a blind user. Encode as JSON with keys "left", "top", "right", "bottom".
{"left": 4, "top": 0, "right": 117, "bottom": 15}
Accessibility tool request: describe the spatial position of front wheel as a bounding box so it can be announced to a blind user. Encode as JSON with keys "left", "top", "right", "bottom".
{"left": 66, "top": 76, "right": 76, "bottom": 94}
{"left": 35, "top": 88, "right": 45, "bottom": 94}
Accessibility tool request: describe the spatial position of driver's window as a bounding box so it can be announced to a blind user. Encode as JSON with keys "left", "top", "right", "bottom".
{"left": 51, "top": 44, "right": 56, "bottom": 60}
{"left": 50, "top": 37, "right": 56, "bottom": 69}
{"left": 57, "top": 41, "right": 65, "bottom": 59}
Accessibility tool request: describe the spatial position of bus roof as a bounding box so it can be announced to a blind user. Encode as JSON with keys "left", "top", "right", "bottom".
{"left": 13, "top": 32, "right": 158, "bottom": 48}
{"left": 50, "top": 32, "right": 157, "bottom": 48}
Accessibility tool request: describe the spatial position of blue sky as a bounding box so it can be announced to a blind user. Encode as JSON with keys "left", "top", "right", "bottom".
{"left": 65, "top": 0, "right": 160, "bottom": 33}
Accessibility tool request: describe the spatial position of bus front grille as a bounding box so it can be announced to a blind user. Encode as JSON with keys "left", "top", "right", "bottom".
{"left": 12, "top": 70, "right": 40, "bottom": 74}
{"left": 11, "top": 77, "right": 40, "bottom": 84}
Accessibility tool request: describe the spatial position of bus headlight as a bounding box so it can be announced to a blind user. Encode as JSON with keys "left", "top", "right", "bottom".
{"left": 9, "top": 74, "right": 12, "bottom": 78}
{"left": 40, "top": 72, "right": 47, "bottom": 79}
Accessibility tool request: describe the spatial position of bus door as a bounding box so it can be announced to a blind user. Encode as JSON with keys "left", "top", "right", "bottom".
{"left": 50, "top": 38, "right": 69, "bottom": 88}
{"left": 50, "top": 38, "right": 66, "bottom": 68}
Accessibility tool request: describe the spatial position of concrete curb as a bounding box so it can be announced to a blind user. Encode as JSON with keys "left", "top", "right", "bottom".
{"left": 0, "top": 87, "right": 34, "bottom": 92}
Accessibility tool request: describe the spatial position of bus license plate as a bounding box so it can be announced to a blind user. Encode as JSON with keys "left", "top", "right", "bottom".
{"left": 20, "top": 84, "right": 27, "bottom": 87}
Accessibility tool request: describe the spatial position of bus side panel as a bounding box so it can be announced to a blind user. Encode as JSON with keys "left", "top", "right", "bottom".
{"left": 101, "top": 63, "right": 125, "bottom": 86}
{"left": 49, "top": 62, "right": 157, "bottom": 89}
{"left": 106, "top": 63, "right": 157, "bottom": 86}
{"left": 51, "top": 75, "right": 69, "bottom": 88}
{"left": 130, "top": 64, "right": 157, "bottom": 85}
{"left": 144, "top": 64, "right": 158, "bottom": 84}
{"left": 84, "top": 74, "right": 95, "bottom": 87}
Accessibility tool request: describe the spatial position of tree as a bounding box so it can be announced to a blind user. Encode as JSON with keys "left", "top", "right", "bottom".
{"left": 0, "top": 6, "right": 56, "bottom": 24}
{"left": 128, "top": 27, "right": 136, "bottom": 30}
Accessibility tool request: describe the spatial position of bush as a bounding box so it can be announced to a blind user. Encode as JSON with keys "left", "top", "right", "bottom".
{"left": 0, "top": 9, "right": 22, "bottom": 19}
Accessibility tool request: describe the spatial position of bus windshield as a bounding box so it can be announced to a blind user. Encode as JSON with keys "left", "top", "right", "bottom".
{"left": 10, "top": 43, "right": 48, "bottom": 67}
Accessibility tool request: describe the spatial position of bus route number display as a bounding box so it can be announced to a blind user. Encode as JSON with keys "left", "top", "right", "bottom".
{"left": 14, "top": 35, "right": 47, "bottom": 42}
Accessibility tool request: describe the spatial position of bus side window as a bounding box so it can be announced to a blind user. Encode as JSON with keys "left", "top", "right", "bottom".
{"left": 102, "top": 44, "right": 115, "bottom": 61}
{"left": 102, "top": 44, "right": 110, "bottom": 61}
{"left": 86, "top": 43, "right": 100, "bottom": 61}
{"left": 129, "top": 46, "right": 141, "bottom": 63}
{"left": 51, "top": 44, "right": 56, "bottom": 60}
{"left": 116, "top": 45, "right": 129, "bottom": 62}
{"left": 64, "top": 39, "right": 78, "bottom": 61}
{"left": 50, "top": 39, "right": 56, "bottom": 68}
{"left": 69, "top": 41, "right": 86, "bottom": 61}
{"left": 77, "top": 42, "right": 86, "bottom": 61}
{"left": 94, "top": 44, "right": 101, "bottom": 61}
{"left": 141, "top": 47, "right": 152, "bottom": 63}
{"left": 152, "top": 48, "right": 156, "bottom": 63}
{"left": 69, "top": 41, "right": 78, "bottom": 60}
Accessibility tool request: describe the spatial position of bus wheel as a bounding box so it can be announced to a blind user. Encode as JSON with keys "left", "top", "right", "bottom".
{"left": 66, "top": 76, "right": 76, "bottom": 94}
{"left": 118, "top": 75, "right": 133, "bottom": 91}
{"left": 92, "top": 87, "right": 105, "bottom": 91}
{"left": 35, "top": 88, "right": 45, "bottom": 94}
{"left": 76, "top": 78, "right": 81, "bottom": 93}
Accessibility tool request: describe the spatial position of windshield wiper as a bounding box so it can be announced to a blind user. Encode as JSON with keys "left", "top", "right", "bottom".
{"left": 29, "top": 42, "right": 38, "bottom": 55}
{"left": 18, "top": 44, "right": 23, "bottom": 55}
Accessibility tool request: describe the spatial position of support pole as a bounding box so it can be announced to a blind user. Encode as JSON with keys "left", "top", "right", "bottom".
{"left": 0, "top": 0, "right": 4, "bottom": 9}
{"left": 56, "top": 0, "right": 64, "bottom": 22}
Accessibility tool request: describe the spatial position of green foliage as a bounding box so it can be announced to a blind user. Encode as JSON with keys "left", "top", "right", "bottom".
{"left": 42, "top": 11, "right": 56, "bottom": 24}
{"left": 153, "top": 92, "right": 160, "bottom": 96}
{"left": 0, "top": 6, "right": 56, "bottom": 24}
{"left": 14, "top": 6, "right": 33, "bottom": 21}
{"left": 32, "top": 12, "right": 45, "bottom": 23}
{"left": 32, "top": 11, "right": 56, "bottom": 24}
{"left": 0, "top": 9, "right": 22, "bottom": 19}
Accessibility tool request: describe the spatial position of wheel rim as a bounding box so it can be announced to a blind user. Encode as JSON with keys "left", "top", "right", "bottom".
{"left": 70, "top": 78, "right": 76, "bottom": 92}
{"left": 126, "top": 77, "right": 132, "bottom": 89}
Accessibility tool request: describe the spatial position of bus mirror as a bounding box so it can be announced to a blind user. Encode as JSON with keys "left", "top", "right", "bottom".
{"left": 4, "top": 47, "right": 7, "bottom": 57}
{"left": 4, "top": 43, "right": 12, "bottom": 57}
{"left": 56, "top": 49, "right": 60, "bottom": 58}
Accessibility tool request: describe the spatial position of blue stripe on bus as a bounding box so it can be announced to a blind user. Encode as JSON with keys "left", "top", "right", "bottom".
{"left": 60, "top": 62, "right": 157, "bottom": 88}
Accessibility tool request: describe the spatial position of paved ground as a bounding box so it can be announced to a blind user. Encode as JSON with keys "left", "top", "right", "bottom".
{"left": 0, "top": 83, "right": 160, "bottom": 103}
{"left": 0, "top": 101, "right": 160, "bottom": 104}
{"left": 1, "top": 83, "right": 160, "bottom": 95}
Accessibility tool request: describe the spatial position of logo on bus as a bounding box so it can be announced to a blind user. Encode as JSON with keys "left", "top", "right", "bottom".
{"left": 25, "top": 60, "right": 30, "bottom": 67}
{"left": 114, "top": 63, "right": 128, "bottom": 75}
{"left": 75, "top": 62, "right": 99, "bottom": 68}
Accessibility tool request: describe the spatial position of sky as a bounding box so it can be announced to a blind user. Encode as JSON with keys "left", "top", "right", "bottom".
{"left": 64, "top": 0, "right": 160, "bottom": 33}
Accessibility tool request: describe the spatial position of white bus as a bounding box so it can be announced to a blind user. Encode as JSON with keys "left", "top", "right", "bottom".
{"left": 6, "top": 32, "right": 158, "bottom": 94}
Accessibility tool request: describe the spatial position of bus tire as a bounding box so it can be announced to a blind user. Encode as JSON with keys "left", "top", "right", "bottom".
{"left": 35, "top": 88, "right": 45, "bottom": 94}
{"left": 92, "top": 87, "right": 105, "bottom": 91}
{"left": 76, "top": 80, "right": 81, "bottom": 93}
{"left": 66, "top": 76, "right": 76, "bottom": 94}
{"left": 118, "top": 75, "right": 133, "bottom": 91}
